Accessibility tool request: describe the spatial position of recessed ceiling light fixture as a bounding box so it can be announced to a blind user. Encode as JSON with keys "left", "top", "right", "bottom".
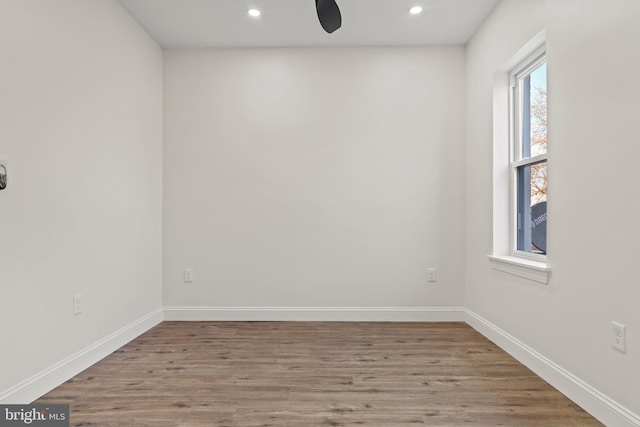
{"left": 409, "top": 5, "right": 423, "bottom": 15}
{"left": 248, "top": 8, "right": 261, "bottom": 17}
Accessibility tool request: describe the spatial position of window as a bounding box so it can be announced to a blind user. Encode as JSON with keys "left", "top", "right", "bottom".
{"left": 510, "top": 49, "right": 547, "bottom": 259}
{"left": 489, "top": 32, "right": 549, "bottom": 283}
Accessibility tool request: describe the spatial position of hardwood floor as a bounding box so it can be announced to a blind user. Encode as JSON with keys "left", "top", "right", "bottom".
{"left": 36, "top": 322, "right": 602, "bottom": 426}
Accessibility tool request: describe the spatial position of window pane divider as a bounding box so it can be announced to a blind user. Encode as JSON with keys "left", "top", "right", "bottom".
{"left": 512, "top": 153, "right": 547, "bottom": 168}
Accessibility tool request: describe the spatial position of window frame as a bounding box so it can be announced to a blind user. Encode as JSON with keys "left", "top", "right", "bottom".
{"left": 508, "top": 46, "right": 547, "bottom": 262}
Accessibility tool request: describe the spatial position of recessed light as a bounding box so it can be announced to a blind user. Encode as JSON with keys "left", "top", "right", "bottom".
{"left": 409, "top": 6, "right": 423, "bottom": 15}
{"left": 248, "top": 8, "right": 261, "bottom": 17}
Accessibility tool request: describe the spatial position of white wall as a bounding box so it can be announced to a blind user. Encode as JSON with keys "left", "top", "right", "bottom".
{"left": 0, "top": 0, "right": 163, "bottom": 400}
{"left": 4, "top": 0, "right": 636, "bottom": 421}
{"left": 465, "top": 0, "right": 640, "bottom": 420}
{"left": 163, "top": 48, "right": 466, "bottom": 314}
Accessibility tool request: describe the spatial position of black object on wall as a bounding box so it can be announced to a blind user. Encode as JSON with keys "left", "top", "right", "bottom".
{"left": 0, "top": 163, "right": 6, "bottom": 190}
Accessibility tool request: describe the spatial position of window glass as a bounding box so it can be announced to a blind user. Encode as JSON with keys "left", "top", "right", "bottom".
{"left": 516, "top": 161, "right": 547, "bottom": 254}
{"left": 520, "top": 63, "right": 547, "bottom": 159}
{"left": 514, "top": 57, "right": 547, "bottom": 257}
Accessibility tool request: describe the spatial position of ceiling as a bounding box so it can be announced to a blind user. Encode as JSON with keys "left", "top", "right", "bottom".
{"left": 117, "top": 0, "right": 499, "bottom": 48}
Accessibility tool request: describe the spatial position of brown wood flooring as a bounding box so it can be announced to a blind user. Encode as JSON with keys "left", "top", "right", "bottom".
{"left": 36, "top": 321, "right": 602, "bottom": 426}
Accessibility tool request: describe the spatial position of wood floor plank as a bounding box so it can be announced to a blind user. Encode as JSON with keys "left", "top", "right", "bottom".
{"left": 36, "top": 322, "right": 602, "bottom": 426}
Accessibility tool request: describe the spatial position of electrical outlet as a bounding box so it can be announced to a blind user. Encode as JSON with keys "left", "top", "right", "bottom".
{"left": 184, "top": 268, "right": 194, "bottom": 282}
{"left": 427, "top": 268, "right": 437, "bottom": 283}
{"left": 73, "top": 294, "right": 82, "bottom": 315}
{"left": 612, "top": 321, "right": 626, "bottom": 353}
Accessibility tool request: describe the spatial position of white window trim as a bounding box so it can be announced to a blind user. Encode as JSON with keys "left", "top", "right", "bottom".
{"left": 488, "top": 29, "right": 550, "bottom": 284}
{"left": 488, "top": 255, "right": 550, "bottom": 284}
{"left": 509, "top": 47, "right": 547, "bottom": 261}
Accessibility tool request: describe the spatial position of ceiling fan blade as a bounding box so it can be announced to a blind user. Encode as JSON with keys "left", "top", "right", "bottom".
{"left": 315, "top": 0, "right": 342, "bottom": 34}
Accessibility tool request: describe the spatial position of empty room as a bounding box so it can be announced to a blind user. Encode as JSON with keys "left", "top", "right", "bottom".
{"left": 1, "top": 0, "right": 638, "bottom": 425}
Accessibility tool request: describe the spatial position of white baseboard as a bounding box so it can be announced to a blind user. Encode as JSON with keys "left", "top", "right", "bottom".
{"left": 164, "top": 306, "right": 466, "bottom": 322}
{"left": 465, "top": 309, "right": 640, "bottom": 427}
{"left": 0, "top": 308, "right": 163, "bottom": 404}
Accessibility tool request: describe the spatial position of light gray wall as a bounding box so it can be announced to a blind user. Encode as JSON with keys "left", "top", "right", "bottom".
{"left": 0, "top": 0, "right": 163, "bottom": 398}
{"left": 3, "top": 0, "right": 637, "bottom": 420}
{"left": 465, "top": 0, "right": 640, "bottom": 416}
{"left": 163, "top": 48, "right": 466, "bottom": 310}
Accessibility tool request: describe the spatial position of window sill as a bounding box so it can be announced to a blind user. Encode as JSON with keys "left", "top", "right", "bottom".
{"left": 488, "top": 255, "right": 550, "bottom": 284}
